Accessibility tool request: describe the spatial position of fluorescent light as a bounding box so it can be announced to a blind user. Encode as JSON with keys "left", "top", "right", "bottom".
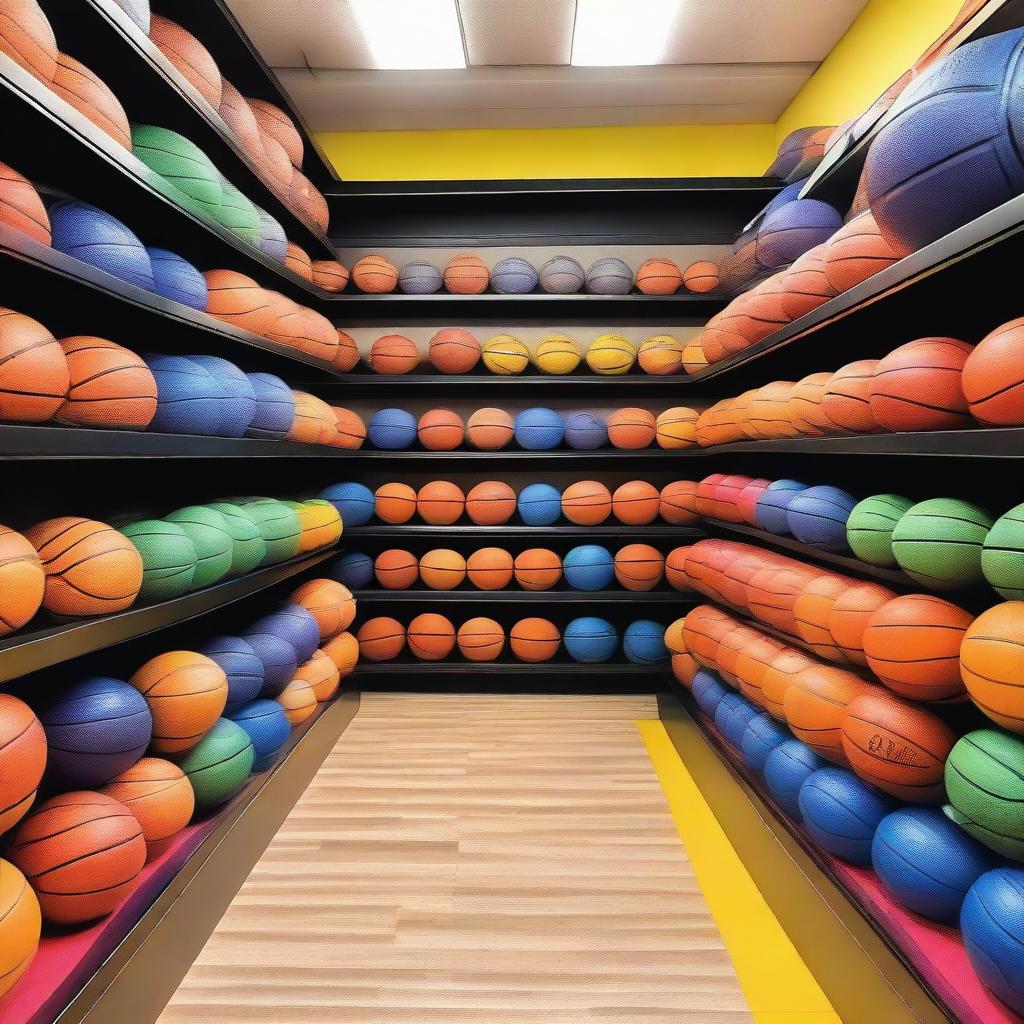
{"left": 350, "top": 0, "right": 466, "bottom": 70}
{"left": 572, "top": 0, "right": 680, "bottom": 66}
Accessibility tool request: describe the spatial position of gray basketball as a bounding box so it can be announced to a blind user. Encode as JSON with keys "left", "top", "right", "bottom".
{"left": 585, "top": 257, "right": 634, "bottom": 295}
{"left": 491, "top": 256, "right": 538, "bottom": 294}
{"left": 539, "top": 255, "right": 585, "bottom": 294}
{"left": 398, "top": 260, "right": 443, "bottom": 294}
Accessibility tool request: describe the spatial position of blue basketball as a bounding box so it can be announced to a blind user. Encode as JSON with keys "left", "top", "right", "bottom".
{"left": 564, "top": 617, "right": 618, "bottom": 663}
{"left": 517, "top": 483, "right": 562, "bottom": 525}
{"left": 786, "top": 485, "right": 858, "bottom": 552}
{"left": 491, "top": 257, "right": 538, "bottom": 294}
{"left": 145, "top": 354, "right": 226, "bottom": 435}
{"left": 40, "top": 677, "right": 152, "bottom": 787}
{"left": 368, "top": 408, "right": 417, "bottom": 449}
{"left": 692, "top": 669, "right": 730, "bottom": 715}
{"left": 563, "top": 544, "right": 614, "bottom": 591}
{"left": 755, "top": 199, "right": 843, "bottom": 269}
{"left": 329, "top": 551, "right": 374, "bottom": 589}
{"left": 247, "top": 605, "right": 320, "bottom": 664}
{"left": 755, "top": 480, "right": 808, "bottom": 534}
{"left": 146, "top": 247, "right": 208, "bottom": 310}
{"left": 764, "top": 741, "right": 826, "bottom": 819}
{"left": 399, "top": 261, "right": 442, "bottom": 294}
{"left": 962, "top": 868, "right": 1024, "bottom": 1014}
{"left": 799, "top": 767, "right": 894, "bottom": 864}
{"left": 188, "top": 355, "right": 257, "bottom": 437}
{"left": 319, "top": 482, "right": 375, "bottom": 526}
{"left": 230, "top": 699, "right": 292, "bottom": 772}
{"left": 241, "top": 631, "right": 297, "bottom": 698}
{"left": 872, "top": 807, "right": 994, "bottom": 923}
{"left": 624, "top": 620, "right": 668, "bottom": 665}
{"left": 866, "top": 28, "right": 1024, "bottom": 255}
{"left": 201, "top": 635, "right": 264, "bottom": 713}
{"left": 717, "top": 694, "right": 759, "bottom": 748}
{"left": 763, "top": 177, "right": 810, "bottom": 218}
{"left": 741, "top": 715, "right": 790, "bottom": 773}
{"left": 257, "top": 207, "right": 288, "bottom": 263}
{"left": 48, "top": 200, "right": 155, "bottom": 291}
{"left": 539, "top": 255, "right": 585, "bottom": 293}
{"left": 564, "top": 411, "right": 608, "bottom": 450}
{"left": 245, "top": 372, "right": 295, "bottom": 439}
{"left": 585, "top": 258, "right": 633, "bottom": 295}
{"left": 514, "top": 407, "right": 564, "bottom": 450}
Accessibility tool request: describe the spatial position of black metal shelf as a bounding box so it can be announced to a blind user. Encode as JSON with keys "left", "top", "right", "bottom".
{"left": 704, "top": 428, "right": 1024, "bottom": 458}
{"left": 315, "top": 372, "right": 714, "bottom": 395}
{"left": 0, "top": 550, "right": 333, "bottom": 686}
{"left": 357, "top": 661, "right": 661, "bottom": 676}
{"left": 297, "top": 449, "right": 701, "bottom": 464}
{"left": 352, "top": 589, "right": 695, "bottom": 604}
{"left": 345, "top": 525, "right": 703, "bottom": 539}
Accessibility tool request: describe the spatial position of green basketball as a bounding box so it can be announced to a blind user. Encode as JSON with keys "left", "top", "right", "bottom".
{"left": 131, "top": 123, "right": 223, "bottom": 220}
{"left": 242, "top": 499, "right": 302, "bottom": 565}
{"left": 206, "top": 501, "right": 267, "bottom": 575}
{"left": 179, "top": 718, "right": 254, "bottom": 811}
{"left": 119, "top": 519, "right": 197, "bottom": 602}
{"left": 890, "top": 497, "right": 994, "bottom": 589}
{"left": 212, "top": 174, "right": 261, "bottom": 247}
{"left": 982, "top": 502, "right": 1024, "bottom": 599}
{"left": 945, "top": 729, "right": 1024, "bottom": 860}
{"left": 164, "top": 506, "right": 233, "bottom": 589}
{"left": 845, "top": 493, "right": 914, "bottom": 567}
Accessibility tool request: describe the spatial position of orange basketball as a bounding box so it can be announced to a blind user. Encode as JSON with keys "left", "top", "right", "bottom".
{"left": 375, "top": 482, "right": 418, "bottom": 524}
{"left": 694, "top": 473, "right": 725, "bottom": 518}
{"left": 660, "top": 481, "right": 699, "bottom": 524}
{"left": 149, "top": 14, "right": 222, "bottom": 108}
{"left": 55, "top": 336, "right": 157, "bottom": 430}
{"left": 49, "top": 53, "right": 130, "bottom": 149}
{"left": 247, "top": 97, "right": 303, "bottom": 167}
{"left": 281, "top": 307, "right": 341, "bottom": 362}
{"left": 356, "top": 617, "right": 405, "bottom": 661}
{"left": 655, "top": 407, "right": 699, "bottom": 449}
{"left": 0, "top": 0, "right": 57, "bottom": 84}
{"left": 562, "top": 481, "right": 612, "bottom": 525}
{"left": 792, "top": 574, "right": 850, "bottom": 663}
{"left": 467, "top": 408, "right": 514, "bottom": 450}
{"left": 0, "top": 308, "right": 69, "bottom": 422}
{"left": 0, "top": 858, "right": 40, "bottom": 999}
{"left": 514, "top": 548, "right": 562, "bottom": 591}
{"left": 783, "top": 664, "right": 872, "bottom": 762}
{"left": 821, "top": 360, "right": 882, "bottom": 434}
{"left": 827, "top": 583, "right": 897, "bottom": 665}
{"left": 466, "top": 547, "right": 514, "bottom": 590}
{"left": 787, "top": 372, "right": 835, "bottom": 435}
{"left": 960, "top": 601, "right": 1024, "bottom": 731}
{"left": 99, "top": 757, "right": 194, "bottom": 856}
{"left": 285, "top": 391, "right": 330, "bottom": 445}
{"left": 443, "top": 254, "right": 489, "bottom": 294}
{"left": 277, "top": 676, "right": 317, "bottom": 725}
{"left": 289, "top": 169, "right": 328, "bottom": 231}
{"left": 292, "top": 650, "right": 342, "bottom": 703}
{"left": 407, "top": 613, "right": 456, "bottom": 661}
{"left": 419, "top": 549, "right": 467, "bottom": 590}
{"left": 636, "top": 257, "right": 682, "bottom": 295}
{"left": 613, "top": 544, "right": 664, "bottom": 592}
{"left": 0, "top": 694, "right": 45, "bottom": 835}
{"left": 612, "top": 481, "right": 661, "bottom": 525}
{"left": 26, "top": 517, "right": 142, "bottom": 616}
{"left": 0, "top": 161, "right": 50, "bottom": 245}
{"left": 665, "top": 546, "right": 692, "bottom": 591}
{"left": 429, "top": 328, "right": 481, "bottom": 372}
{"left": 607, "top": 407, "right": 656, "bottom": 449}
{"left": 841, "top": 691, "right": 954, "bottom": 802}
{"left": 510, "top": 617, "right": 560, "bottom": 662}
{"left": 683, "top": 606, "right": 736, "bottom": 667}
{"left": 202, "top": 270, "right": 282, "bottom": 337}
{"left": 330, "top": 407, "right": 366, "bottom": 449}
{"left": 374, "top": 549, "right": 419, "bottom": 590}
{"left": 369, "top": 334, "right": 419, "bottom": 374}
{"left": 256, "top": 131, "right": 294, "bottom": 189}
{"left": 322, "top": 631, "right": 359, "bottom": 677}
{"left": 862, "top": 593, "right": 970, "bottom": 702}
{"left": 416, "top": 481, "right": 465, "bottom": 525}
{"left": 418, "top": 408, "right": 464, "bottom": 450}
{"left": 748, "top": 382, "right": 800, "bottom": 439}
{"left": 734, "top": 634, "right": 786, "bottom": 706}
{"left": 218, "top": 80, "right": 264, "bottom": 162}
{"left": 332, "top": 330, "right": 360, "bottom": 372}
{"left": 0, "top": 524, "right": 44, "bottom": 636}
{"left": 10, "top": 791, "right": 146, "bottom": 924}
{"left": 130, "top": 651, "right": 228, "bottom": 754}
{"left": 283, "top": 242, "right": 313, "bottom": 281}
{"left": 458, "top": 618, "right": 505, "bottom": 662}
{"left": 741, "top": 275, "right": 792, "bottom": 343}
{"left": 714, "top": 624, "right": 760, "bottom": 687}
{"left": 823, "top": 211, "right": 908, "bottom": 295}
{"left": 290, "top": 578, "right": 355, "bottom": 637}
{"left": 761, "top": 649, "right": 817, "bottom": 720}
{"left": 962, "top": 318, "right": 1024, "bottom": 425}
{"left": 672, "top": 653, "right": 699, "bottom": 686}
{"left": 780, "top": 247, "right": 837, "bottom": 321}
{"left": 665, "top": 618, "right": 687, "bottom": 655}
{"left": 683, "top": 260, "right": 720, "bottom": 293}
{"left": 466, "top": 481, "right": 516, "bottom": 525}
{"left": 682, "top": 341, "right": 709, "bottom": 375}
{"left": 352, "top": 255, "right": 398, "bottom": 294}
{"left": 310, "top": 260, "right": 349, "bottom": 293}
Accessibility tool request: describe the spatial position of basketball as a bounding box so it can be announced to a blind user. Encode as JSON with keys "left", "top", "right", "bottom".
{"left": 49, "top": 200, "right": 155, "bottom": 291}
{"left": 331, "top": 407, "right": 366, "bottom": 449}
{"left": 692, "top": 669, "right": 730, "bottom": 715}
{"left": 607, "top": 407, "right": 656, "bottom": 449}
{"left": 735, "top": 479, "right": 771, "bottom": 526}
{"left": 201, "top": 635, "right": 263, "bottom": 712}
{"left": 0, "top": 859, "right": 40, "bottom": 999}
{"left": 149, "top": 14, "right": 222, "bottom": 107}
{"left": 332, "top": 331, "right": 360, "bottom": 372}
{"left": 740, "top": 715, "right": 789, "bottom": 773}
{"left": 417, "top": 481, "right": 465, "bottom": 525}
{"left": 357, "top": 617, "right": 406, "bottom": 661}
{"left": 320, "top": 632, "right": 358, "bottom": 680}
{"left": 823, "top": 211, "right": 910, "bottom": 295}
{"left": 514, "top": 548, "right": 563, "bottom": 591}
{"left": 458, "top": 618, "right": 505, "bottom": 661}
{"left": 510, "top": 618, "right": 560, "bottom": 661}
{"left": 786, "top": 485, "right": 858, "bottom": 551}
{"left": 614, "top": 544, "right": 664, "bottom": 592}
{"left": 241, "top": 627, "right": 297, "bottom": 697}
{"left": 466, "top": 548, "right": 514, "bottom": 590}
{"left": 763, "top": 740, "right": 826, "bottom": 818}
{"left": 538, "top": 256, "right": 585, "bottom": 293}
{"left": 960, "top": 602, "right": 1024, "bottom": 731}
{"left": 827, "top": 583, "right": 897, "bottom": 665}
{"left": 983, "top": 502, "right": 1024, "bottom": 598}
{"left": 329, "top": 551, "right": 373, "bottom": 589}
{"left": 660, "top": 481, "right": 699, "bottom": 525}
{"left": 179, "top": 718, "right": 254, "bottom": 808}
{"left": 846, "top": 494, "right": 914, "bottom": 567}
{"left": 682, "top": 342, "right": 710, "bottom": 375}
{"left": 242, "top": 499, "right": 301, "bottom": 564}
{"left": 891, "top": 497, "right": 993, "bottom": 589}
{"left": 636, "top": 257, "right": 682, "bottom": 294}
{"left": 963, "top": 318, "right": 1024, "bottom": 424}
{"left": 369, "top": 335, "right": 419, "bottom": 374}
{"left": 534, "top": 333, "right": 582, "bottom": 374}
{"left": 320, "top": 482, "right": 375, "bottom": 526}
{"left": 798, "top": 767, "right": 894, "bottom": 864}
{"left": 962, "top": 869, "right": 1024, "bottom": 1013}
{"left": 791, "top": 575, "right": 848, "bottom": 663}
{"left": 762, "top": 649, "right": 817, "bottom": 720}
{"left": 466, "top": 481, "right": 516, "bottom": 525}
{"left": 0, "top": 160, "right": 50, "bottom": 244}
{"left": 51, "top": 50, "right": 130, "bottom": 148}
{"left": 164, "top": 506, "right": 233, "bottom": 588}
{"left": 517, "top": 483, "right": 562, "bottom": 525}
{"left": 407, "top": 613, "right": 456, "bottom": 660}
{"left": 398, "top": 260, "right": 442, "bottom": 294}
{"left": 443, "top": 254, "right": 489, "bottom": 294}
{"left": 256, "top": 209, "right": 288, "bottom": 263}
{"left": 821, "top": 360, "right": 882, "bottom": 433}
{"left": 655, "top": 407, "right": 699, "bottom": 448}
{"left": 244, "top": 372, "right": 295, "bottom": 440}
{"left": 203, "top": 270, "right": 280, "bottom": 335}
{"left": 0, "top": 309, "right": 69, "bottom": 422}
{"left": 352, "top": 255, "right": 398, "bottom": 293}
{"left": 118, "top": 520, "right": 198, "bottom": 603}
{"left": 780, "top": 248, "right": 837, "bottom": 321}
{"left": 515, "top": 407, "right": 565, "bottom": 450}
{"left": 218, "top": 183, "right": 262, "bottom": 249}
{"left": 734, "top": 634, "right": 785, "bottom": 704}
{"left": 419, "top": 549, "right": 467, "bottom": 590}
{"left": 0, "top": 695, "right": 46, "bottom": 835}
{"left": 370, "top": 483, "right": 414, "bottom": 526}
{"left": 276, "top": 677, "right": 317, "bottom": 725}
{"left": 612, "top": 481, "right": 661, "bottom": 525}
{"left": 787, "top": 373, "right": 833, "bottom": 435}
{"left": 229, "top": 699, "right": 291, "bottom": 771}
{"left": 100, "top": 757, "right": 194, "bottom": 855}
{"left": 311, "top": 260, "right": 349, "bottom": 293}
{"left": 586, "top": 334, "right": 637, "bottom": 375}
{"left": 561, "top": 411, "right": 605, "bottom": 450}
{"left": 429, "top": 328, "right": 481, "bottom": 373}
{"left": 248, "top": 97, "right": 303, "bottom": 166}
{"left": 295, "top": 649, "right": 341, "bottom": 703}
{"left": 131, "top": 126, "right": 222, "bottom": 222}
{"left": 368, "top": 408, "right": 417, "bottom": 449}
{"left": 0, "top": 525, "right": 43, "bottom": 635}
{"left": 755, "top": 480, "right": 808, "bottom": 533}
{"left": 565, "top": 617, "right": 618, "bottom": 663}
{"left": 467, "top": 407, "right": 514, "bottom": 449}
{"left": 682, "top": 260, "right": 720, "bottom": 293}
{"left": 562, "top": 544, "right": 614, "bottom": 591}
{"left": 665, "top": 546, "right": 693, "bottom": 590}
{"left": 0, "top": 0, "right": 57, "bottom": 83}
{"left": 716, "top": 693, "right": 760, "bottom": 747}
{"left": 374, "top": 550, "right": 419, "bottom": 590}
{"left": 562, "top": 481, "right": 612, "bottom": 525}
{"left": 418, "top": 409, "right": 465, "bottom": 451}
{"left": 146, "top": 354, "right": 228, "bottom": 436}
{"left": 148, "top": 249, "right": 208, "bottom": 310}
{"left": 491, "top": 257, "right": 537, "bottom": 294}
{"left": 783, "top": 663, "right": 870, "bottom": 761}
{"left": 756, "top": 199, "right": 843, "bottom": 270}
{"left": 638, "top": 335, "right": 684, "bottom": 375}
{"left": 482, "top": 335, "right": 530, "bottom": 374}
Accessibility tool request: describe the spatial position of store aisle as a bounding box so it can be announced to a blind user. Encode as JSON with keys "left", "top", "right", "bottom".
{"left": 157, "top": 693, "right": 752, "bottom": 1023}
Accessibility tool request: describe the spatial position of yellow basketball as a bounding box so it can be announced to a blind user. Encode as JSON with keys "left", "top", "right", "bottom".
{"left": 482, "top": 334, "right": 530, "bottom": 375}
{"left": 638, "top": 335, "right": 684, "bottom": 375}
{"left": 292, "top": 499, "right": 343, "bottom": 552}
{"left": 533, "top": 333, "right": 581, "bottom": 375}
{"left": 585, "top": 334, "right": 637, "bottom": 375}
{"left": 682, "top": 341, "right": 709, "bottom": 375}
{"left": 656, "top": 407, "right": 700, "bottom": 449}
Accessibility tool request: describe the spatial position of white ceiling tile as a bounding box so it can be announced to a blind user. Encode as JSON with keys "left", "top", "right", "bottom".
{"left": 458, "top": 0, "right": 576, "bottom": 65}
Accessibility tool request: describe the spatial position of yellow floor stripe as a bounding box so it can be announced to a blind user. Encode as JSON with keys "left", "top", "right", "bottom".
{"left": 638, "top": 719, "right": 842, "bottom": 1024}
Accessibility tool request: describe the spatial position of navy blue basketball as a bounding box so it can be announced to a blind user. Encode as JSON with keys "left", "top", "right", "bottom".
{"left": 491, "top": 257, "right": 538, "bottom": 294}
{"left": 146, "top": 247, "right": 208, "bottom": 310}
{"left": 514, "top": 407, "right": 565, "bottom": 450}
{"left": 40, "top": 677, "right": 152, "bottom": 787}
{"left": 741, "top": 714, "right": 789, "bottom": 774}
{"left": 145, "top": 354, "right": 226, "bottom": 435}
{"left": 202, "top": 635, "right": 264, "bottom": 713}
{"left": 755, "top": 199, "right": 843, "bottom": 269}
{"left": 247, "top": 605, "right": 320, "bottom": 664}
{"left": 329, "top": 551, "right": 374, "bottom": 589}
{"left": 564, "top": 617, "right": 618, "bottom": 663}
{"left": 257, "top": 207, "right": 288, "bottom": 263}
{"left": 368, "top": 408, "right": 417, "bottom": 449}
{"left": 872, "top": 807, "right": 994, "bottom": 923}
{"left": 692, "top": 669, "right": 730, "bottom": 716}
{"left": 564, "top": 411, "right": 608, "bottom": 450}
{"left": 763, "top": 740, "right": 827, "bottom": 819}
{"left": 962, "top": 868, "right": 1024, "bottom": 1014}
{"left": 241, "top": 631, "right": 297, "bottom": 698}
{"left": 319, "top": 482, "right": 375, "bottom": 526}
{"left": 245, "top": 372, "right": 295, "bottom": 439}
{"left": 563, "top": 544, "right": 614, "bottom": 591}
{"left": 786, "top": 485, "right": 858, "bottom": 552}
{"left": 48, "top": 200, "right": 155, "bottom": 291}
{"left": 517, "top": 483, "right": 562, "bottom": 525}
{"left": 624, "top": 620, "right": 668, "bottom": 664}
{"left": 866, "top": 28, "right": 1024, "bottom": 255}
{"left": 717, "top": 694, "right": 759, "bottom": 748}
{"left": 188, "top": 355, "right": 257, "bottom": 437}
{"left": 230, "top": 698, "right": 291, "bottom": 772}
{"left": 799, "top": 767, "right": 894, "bottom": 864}
{"left": 755, "top": 479, "right": 808, "bottom": 533}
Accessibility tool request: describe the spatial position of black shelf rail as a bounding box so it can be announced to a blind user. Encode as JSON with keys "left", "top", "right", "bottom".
{"left": 345, "top": 525, "right": 703, "bottom": 539}
{"left": 357, "top": 661, "right": 663, "bottom": 676}
{"left": 0, "top": 550, "right": 333, "bottom": 686}
{"left": 352, "top": 589, "right": 697, "bottom": 605}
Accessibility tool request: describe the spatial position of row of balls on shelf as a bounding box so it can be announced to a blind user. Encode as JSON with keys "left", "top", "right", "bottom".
{"left": 346, "top": 253, "right": 720, "bottom": 296}
{"left": 323, "top": 479, "right": 697, "bottom": 528}
{"left": 356, "top": 614, "right": 667, "bottom": 665}
{"left": 0, "top": 494, "right": 340, "bottom": 637}
{"left": 0, "top": 574, "right": 358, "bottom": 996}
{"left": 671, "top": 610, "right": 1024, "bottom": 1016}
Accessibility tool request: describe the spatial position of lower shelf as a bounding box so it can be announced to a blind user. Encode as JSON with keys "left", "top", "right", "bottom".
{"left": 352, "top": 589, "right": 695, "bottom": 604}
{"left": 357, "top": 661, "right": 664, "bottom": 674}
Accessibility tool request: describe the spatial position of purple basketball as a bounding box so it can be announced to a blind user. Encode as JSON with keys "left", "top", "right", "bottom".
{"left": 755, "top": 199, "right": 843, "bottom": 269}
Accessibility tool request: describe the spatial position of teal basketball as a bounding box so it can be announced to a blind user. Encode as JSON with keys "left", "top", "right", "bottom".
{"left": 845, "top": 494, "right": 914, "bottom": 567}
{"left": 890, "top": 497, "right": 994, "bottom": 589}
{"left": 119, "top": 519, "right": 198, "bottom": 602}
{"left": 164, "top": 506, "right": 233, "bottom": 589}
{"left": 241, "top": 499, "right": 302, "bottom": 564}
{"left": 206, "top": 501, "right": 267, "bottom": 575}
{"left": 178, "top": 718, "right": 254, "bottom": 810}
{"left": 982, "top": 503, "right": 1024, "bottom": 599}
{"left": 213, "top": 175, "right": 261, "bottom": 247}
{"left": 130, "top": 124, "right": 223, "bottom": 220}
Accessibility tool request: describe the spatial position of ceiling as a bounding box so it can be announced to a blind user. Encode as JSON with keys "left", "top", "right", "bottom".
{"left": 226, "top": 0, "right": 868, "bottom": 131}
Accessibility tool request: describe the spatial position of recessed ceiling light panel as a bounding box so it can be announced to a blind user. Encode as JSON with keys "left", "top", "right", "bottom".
{"left": 572, "top": 0, "right": 681, "bottom": 67}
{"left": 350, "top": 0, "right": 467, "bottom": 70}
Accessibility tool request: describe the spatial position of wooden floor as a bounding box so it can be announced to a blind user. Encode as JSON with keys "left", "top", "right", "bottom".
{"left": 157, "top": 694, "right": 752, "bottom": 1023}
